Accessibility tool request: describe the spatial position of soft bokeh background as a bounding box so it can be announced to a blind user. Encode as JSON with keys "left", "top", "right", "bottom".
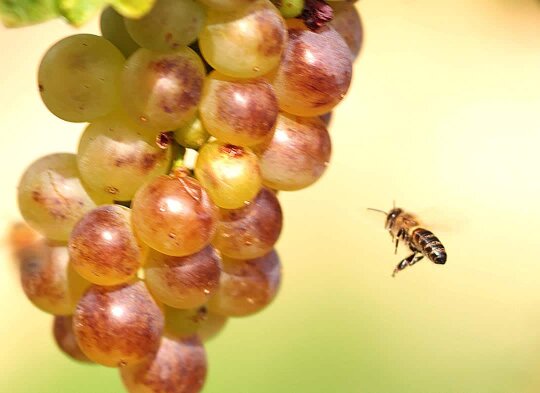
{"left": 2, "top": 0, "right": 540, "bottom": 391}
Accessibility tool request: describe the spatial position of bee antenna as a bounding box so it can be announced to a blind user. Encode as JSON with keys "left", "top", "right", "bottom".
{"left": 393, "top": 200, "right": 396, "bottom": 209}
{"left": 367, "top": 208, "right": 388, "bottom": 215}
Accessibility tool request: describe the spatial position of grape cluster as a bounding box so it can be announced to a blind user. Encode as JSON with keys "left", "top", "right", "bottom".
{"left": 15, "top": 0, "right": 362, "bottom": 391}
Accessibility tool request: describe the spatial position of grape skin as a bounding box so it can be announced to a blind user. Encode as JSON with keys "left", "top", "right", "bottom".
{"left": 164, "top": 306, "right": 228, "bottom": 342}
{"left": 20, "top": 241, "right": 90, "bottom": 315}
{"left": 213, "top": 187, "right": 283, "bottom": 259}
{"left": 330, "top": 2, "right": 363, "bottom": 60}
{"left": 120, "top": 336, "right": 207, "bottom": 393}
{"left": 131, "top": 174, "right": 218, "bottom": 257}
{"left": 270, "top": 21, "right": 353, "bottom": 116}
{"left": 38, "top": 34, "right": 125, "bottom": 122}
{"left": 145, "top": 246, "right": 221, "bottom": 309}
{"left": 73, "top": 281, "right": 164, "bottom": 367}
{"left": 254, "top": 113, "right": 331, "bottom": 191}
{"left": 174, "top": 115, "right": 210, "bottom": 150}
{"left": 207, "top": 250, "right": 281, "bottom": 317}
{"left": 53, "top": 316, "right": 91, "bottom": 362}
{"left": 69, "top": 205, "right": 145, "bottom": 286}
{"left": 199, "top": 72, "right": 278, "bottom": 147}
{"left": 17, "top": 153, "right": 99, "bottom": 242}
{"left": 100, "top": 7, "right": 140, "bottom": 58}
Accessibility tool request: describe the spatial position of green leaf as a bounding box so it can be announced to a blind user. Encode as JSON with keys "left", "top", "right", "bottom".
{"left": 0, "top": 0, "right": 59, "bottom": 27}
{"left": 110, "top": 0, "right": 155, "bottom": 19}
{"left": 57, "top": 0, "right": 107, "bottom": 26}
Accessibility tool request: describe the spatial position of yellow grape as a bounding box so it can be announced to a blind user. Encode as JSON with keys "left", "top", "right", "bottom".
{"left": 145, "top": 246, "right": 221, "bottom": 309}
{"left": 164, "top": 305, "right": 228, "bottom": 342}
{"left": 131, "top": 173, "right": 218, "bottom": 256}
{"left": 18, "top": 153, "right": 99, "bottom": 242}
{"left": 173, "top": 115, "right": 210, "bottom": 150}
{"left": 38, "top": 34, "right": 124, "bottom": 122}
{"left": 73, "top": 281, "right": 164, "bottom": 367}
{"left": 100, "top": 7, "right": 139, "bottom": 57}
{"left": 20, "top": 240, "right": 90, "bottom": 315}
{"left": 120, "top": 336, "right": 207, "bottom": 393}
{"left": 195, "top": 141, "right": 262, "bottom": 209}
{"left": 69, "top": 205, "right": 145, "bottom": 286}
{"left": 270, "top": 20, "right": 352, "bottom": 116}
{"left": 199, "top": 71, "right": 278, "bottom": 147}
{"left": 198, "top": 0, "right": 286, "bottom": 78}
{"left": 53, "top": 316, "right": 91, "bottom": 362}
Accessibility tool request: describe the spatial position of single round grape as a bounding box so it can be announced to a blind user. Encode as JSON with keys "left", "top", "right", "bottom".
{"left": 164, "top": 306, "right": 228, "bottom": 342}
{"left": 276, "top": 0, "right": 304, "bottom": 18}
{"left": 330, "top": 2, "right": 363, "bottom": 60}
{"left": 77, "top": 112, "right": 172, "bottom": 202}
{"left": 53, "top": 316, "right": 91, "bottom": 362}
{"left": 195, "top": 142, "right": 262, "bottom": 209}
{"left": 100, "top": 7, "right": 139, "bottom": 57}
{"left": 38, "top": 34, "right": 124, "bottom": 122}
{"left": 213, "top": 187, "right": 282, "bottom": 260}
{"left": 198, "top": 0, "right": 254, "bottom": 11}
{"left": 69, "top": 205, "right": 144, "bottom": 286}
{"left": 73, "top": 281, "right": 164, "bottom": 367}
{"left": 207, "top": 250, "right": 281, "bottom": 317}
{"left": 132, "top": 173, "right": 218, "bottom": 256}
{"left": 145, "top": 246, "right": 221, "bottom": 309}
{"left": 270, "top": 21, "right": 352, "bottom": 116}
{"left": 121, "top": 48, "right": 205, "bottom": 132}
{"left": 124, "top": 0, "right": 205, "bottom": 52}
{"left": 199, "top": 72, "right": 278, "bottom": 147}
{"left": 254, "top": 113, "right": 331, "bottom": 191}
{"left": 120, "top": 336, "right": 207, "bottom": 393}
{"left": 174, "top": 115, "right": 210, "bottom": 150}
{"left": 20, "top": 241, "right": 90, "bottom": 315}
{"left": 18, "top": 153, "right": 99, "bottom": 242}
{"left": 198, "top": 0, "right": 286, "bottom": 78}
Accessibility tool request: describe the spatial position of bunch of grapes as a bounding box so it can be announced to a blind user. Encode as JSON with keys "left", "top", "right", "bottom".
{"left": 15, "top": 0, "right": 362, "bottom": 391}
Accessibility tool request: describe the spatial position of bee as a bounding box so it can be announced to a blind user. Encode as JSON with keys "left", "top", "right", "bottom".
{"left": 368, "top": 205, "right": 447, "bottom": 276}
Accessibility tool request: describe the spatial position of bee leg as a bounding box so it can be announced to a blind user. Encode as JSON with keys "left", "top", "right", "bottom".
{"left": 409, "top": 254, "right": 424, "bottom": 266}
{"left": 394, "top": 228, "right": 404, "bottom": 254}
{"left": 392, "top": 253, "right": 416, "bottom": 277}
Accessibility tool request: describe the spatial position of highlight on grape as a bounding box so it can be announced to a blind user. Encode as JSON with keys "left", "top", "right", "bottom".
{"left": 11, "top": 0, "right": 363, "bottom": 391}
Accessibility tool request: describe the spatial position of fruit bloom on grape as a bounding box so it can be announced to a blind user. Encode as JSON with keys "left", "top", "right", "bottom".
{"left": 17, "top": 153, "right": 99, "bottom": 242}
{"left": 271, "top": 20, "right": 352, "bottom": 116}
{"left": 208, "top": 250, "right": 281, "bottom": 317}
{"left": 132, "top": 173, "right": 218, "bottom": 256}
{"left": 69, "top": 205, "right": 145, "bottom": 286}
{"left": 255, "top": 113, "right": 331, "bottom": 191}
{"left": 199, "top": 0, "right": 287, "bottom": 78}
{"left": 120, "top": 336, "right": 207, "bottom": 393}
{"left": 74, "top": 281, "right": 164, "bottom": 367}
{"left": 145, "top": 246, "right": 221, "bottom": 309}
{"left": 199, "top": 71, "right": 279, "bottom": 147}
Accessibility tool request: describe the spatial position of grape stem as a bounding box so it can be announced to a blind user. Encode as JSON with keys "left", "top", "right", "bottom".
{"left": 300, "top": 0, "right": 333, "bottom": 31}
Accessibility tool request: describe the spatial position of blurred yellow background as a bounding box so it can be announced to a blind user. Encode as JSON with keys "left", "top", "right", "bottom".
{"left": 2, "top": 0, "right": 540, "bottom": 392}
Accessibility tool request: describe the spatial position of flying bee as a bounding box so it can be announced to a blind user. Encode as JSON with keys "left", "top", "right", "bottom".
{"left": 368, "top": 205, "right": 447, "bottom": 277}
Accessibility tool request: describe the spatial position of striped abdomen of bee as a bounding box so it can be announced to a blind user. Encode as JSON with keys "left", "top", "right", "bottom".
{"left": 410, "top": 228, "right": 447, "bottom": 265}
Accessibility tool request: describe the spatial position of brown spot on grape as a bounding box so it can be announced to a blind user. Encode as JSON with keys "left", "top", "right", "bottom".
{"left": 256, "top": 11, "right": 286, "bottom": 57}
{"left": 219, "top": 144, "right": 245, "bottom": 158}
{"left": 38, "top": 84, "right": 44, "bottom": 93}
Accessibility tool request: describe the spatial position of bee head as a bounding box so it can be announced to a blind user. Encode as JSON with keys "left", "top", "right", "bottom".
{"left": 385, "top": 208, "right": 402, "bottom": 230}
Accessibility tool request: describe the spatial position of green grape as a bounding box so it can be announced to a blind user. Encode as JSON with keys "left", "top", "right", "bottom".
{"left": 77, "top": 112, "right": 172, "bottom": 202}
{"left": 18, "top": 153, "right": 99, "bottom": 242}
{"left": 20, "top": 240, "right": 90, "bottom": 315}
{"left": 213, "top": 187, "right": 282, "bottom": 259}
{"left": 145, "top": 246, "right": 221, "bottom": 309}
{"left": 53, "top": 316, "right": 91, "bottom": 362}
{"left": 207, "top": 250, "right": 281, "bottom": 317}
{"left": 131, "top": 173, "right": 218, "bottom": 256}
{"left": 254, "top": 113, "right": 331, "bottom": 191}
{"left": 38, "top": 34, "right": 125, "bottom": 122}
{"left": 329, "top": 2, "right": 363, "bottom": 60}
{"left": 199, "top": 72, "right": 278, "bottom": 147}
{"left": 270, "top": 20, "right": 352, "bottom": 116}
{"left": 100, "top": 7, "right": 139, "bottom": 58}
{"left": 69, "top": 205, "right": 145, "bottom": 286}
{"left": 198, "top": 0, "right": 254, "bottom": 11}
{"left": 174, "top": 115, "right": 210, "bottom": 150}
{"left": 198, "top": 0, "right": 286, "bottom": 78}
{"left": 121, "top": 48, "right": 205, "bottom": 131}
{"left": 73, "top": 281, "right": 164, "bottom": 367}
{"left": 276, "top": 0, "right": 304, "bottom": 18}
{"left": 120, "top": 336, "right": 207, "bottom": 393}
{"left": 195, "top": 141, "right": 262, "bottom": 209}
{"left": 124, "top": 0, "right": 205, "bottom": 52}
{"left": 164, "top": 305, "right": 228, "bottom": 342}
